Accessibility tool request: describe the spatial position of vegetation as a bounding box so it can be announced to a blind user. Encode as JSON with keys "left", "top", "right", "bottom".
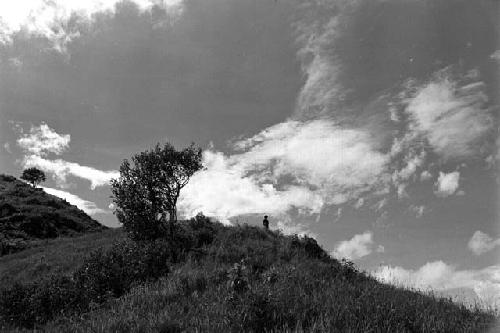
{"left": 20, "top": 167, "right": 46, "bottom": 188}
{"left": 0, "top": 216, "right": 496, "bottom": 332}
{"left": 0, "top": 144, "right": 496, "bottom": 332}
{"left": 111, "top": 143, "right": 202, "bottom": 240}
{"left": 0, "top": 174, "right": 106, "bottom": 255}
{"left": 0, "top": 229, "right": 122, "bottom": 288}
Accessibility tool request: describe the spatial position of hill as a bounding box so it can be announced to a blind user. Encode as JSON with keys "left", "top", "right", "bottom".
{"left": 0, "top": 216, "right": 496, "bottom": 332}
{"left": 0, "top": 228, "right": 123, "bottom": 288}
{"left": 0, "top": 174, "right": 106, "bottom": 255}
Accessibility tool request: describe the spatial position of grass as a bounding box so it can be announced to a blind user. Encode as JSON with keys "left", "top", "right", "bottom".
{"left": 44, "top": 263, "right": 497, "bottom": 333}
{"left": 0, "top": 229, "right": 123, "bottom": 287}
{"left": 0, "top": 174, "right": 106, "bottom": 255}
{"left": 0, "top": 217, "right": 497, "bottom": 332}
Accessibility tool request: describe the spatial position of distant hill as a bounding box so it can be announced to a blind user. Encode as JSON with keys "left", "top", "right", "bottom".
{"left": 0, "top": 174, "right": 106, "bottom": 255}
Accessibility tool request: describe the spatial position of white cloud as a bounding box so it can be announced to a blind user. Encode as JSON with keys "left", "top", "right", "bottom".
{"left": 0, "top": 0, "right": 184, "bottom": 50}
{"left": 234, "top": 120, "right": 388, "bottom": 191}
{"left": 373, "top": 261, "right": 500, "bottom": 308}
{"left": 24, "top": 155, "right": 119, "bottom": 189}
{"left": 434, "top": 171, "right": 460, "bottom": 197}
{"left": 16, "top": 122, "right": 119, "bottom": 189}
{"left": 292, "top": 1, "right": 360, "bottom": 119}
{"left": 178, "top": 149, "right": 325, "bottom": 222}
{"left": 275, "top": 219, "right": 316, "bottom": 238}
{"left": 3, "top": 142, "right": 12, "bottom": 154}
{"left": 17, "top": 123, "right": 70, "bottom": 156}
{"left": 332, "top": 231, "right": 378, "bottom": 260}
{"left": 396, "top": 153, "right": 426, "bottom": 181}
{"left": 404, "top": 72, "right": 493, "bottom": 160}
{"left": 468, "top": 231, "right": 500, "bottom": 256}
{"left": 42, "top": 186, "right": 106, "bottom": 215}
{"left": 490, "top": 50, "right": 500, "bottom": 61}
{"left": 179, "top": 119, "right": 388, "bottom": 221}
{"left": 420, "top": 170, "right": 432, "bottom": 181}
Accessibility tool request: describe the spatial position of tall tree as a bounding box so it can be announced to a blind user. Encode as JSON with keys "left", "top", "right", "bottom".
{"left": 111, "top": 143, "right": 203, "bottom": 240}
{"left": 21, "top": 167, "right": 46, "bottom": 188}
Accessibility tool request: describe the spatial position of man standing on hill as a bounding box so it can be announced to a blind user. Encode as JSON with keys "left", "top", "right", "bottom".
{"left": 263, "top": 215, "right": 269, "bottom": 230}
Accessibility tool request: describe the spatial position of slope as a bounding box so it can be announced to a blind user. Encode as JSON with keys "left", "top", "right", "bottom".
{"left": 0, "top": 174, "right": 106, "bottom": 255}
{"left": 0, "top": 216, "right": 496, "bottom": 332}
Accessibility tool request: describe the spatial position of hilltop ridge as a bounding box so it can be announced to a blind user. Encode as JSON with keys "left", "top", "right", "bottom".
{"left": 0, "top": 174, "right": 106, "bottom": 255}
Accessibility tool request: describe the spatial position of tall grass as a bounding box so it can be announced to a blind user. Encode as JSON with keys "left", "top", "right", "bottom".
{"left": 0, "top": 217, "right": 497, "bottom": 332}
{"left": 0, "top": 229, "right": 123, "bottom": 288}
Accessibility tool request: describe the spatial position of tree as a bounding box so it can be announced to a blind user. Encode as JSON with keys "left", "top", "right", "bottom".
{"left": 111, "top": 142, "right": 203, "bottom": 240}
{"left": 21, "top": 167, "right": 46, "bottom": 188}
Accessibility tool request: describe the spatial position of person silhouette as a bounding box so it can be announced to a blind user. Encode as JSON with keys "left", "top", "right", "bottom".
{"left": 263, "top": 215, "right": 269, "bottom": 230}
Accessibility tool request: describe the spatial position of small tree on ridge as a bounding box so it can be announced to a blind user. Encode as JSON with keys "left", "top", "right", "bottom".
{"left": 111, "top": 142, "right": 203, "bottom": 240}
{"left": 21, "top": 167, "right": 46, "bottom": 188}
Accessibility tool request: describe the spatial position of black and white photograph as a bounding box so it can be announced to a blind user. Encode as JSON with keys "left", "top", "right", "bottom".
{"left": 0, "top": 0, "right": 498, "bottom": 331}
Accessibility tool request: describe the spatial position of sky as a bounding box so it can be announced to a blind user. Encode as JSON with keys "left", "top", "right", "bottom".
{"left": 0, "top": 0, "right": 498, "bottom": 307}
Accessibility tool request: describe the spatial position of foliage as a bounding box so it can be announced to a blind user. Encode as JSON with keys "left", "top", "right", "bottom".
{"left": 110, "top": 143, "right": 202, "bottom": 240}
{"left": 0, "top": 174, "right": 106, "bottom": 256}
{"left": 0, "top": 217, "right": 497, "bottom": 331}
{"left": 20, "top": 168, "right": 46, "bottom": 188}
{"left": 0, "top": 229, "right": 123, "bottom": 288}
{"left": 0, "top": 237, "right": 172, "bottom": 328}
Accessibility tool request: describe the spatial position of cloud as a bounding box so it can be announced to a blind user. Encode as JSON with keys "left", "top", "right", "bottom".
{"left": 180, "top": 2, "right": 493, "bottom": 222}
{"left": 17, "top": 123, "right": 70, "bottom": 156}
{"left": 24, "top": 155, "right": 119, "bottom": 189}
{"left": 404, "top": 71, "right": 493, "bottom": 160}
{"left": 434, "top": 171, "right": 460, "bottom": 198}
{"left": 16, "top": 122, "right": 118, "bottom": 189}
{"left": 179, "top": 119, "right": 388, "bottom": 221}
{"left": 292, "top": 1, "right": 359, "bottom": 119}
{"left": 275, "top": 219, "right": 316, "bottom": 238}
{"left": 235, "top": 120, "right": 388, "bottom": 191}
{"left": 178, "top": 149, "right": 325, "bottom": 222}
{"left": 0, "top": 0, "right": 184, "bottom": 51}
{"left": 332, "top": 231, "right": 378, "bottom": 260}
{"left": 490, "top": 50, "right": 500, "bottom": 61}
{"left": 373, "top": 261, "right": 500, "bottom": 307}
{"left": 3, "top": 142, "right": 12, "bottom": 154}
{"left": 394, "top": 152, "right": 426, "bottom": 182}
{"left": 41, "top": 186, "right": 106, "bottom": 215}
{"left": 468, "top": 231, "right": 500, "bottom": 256}
{"left": 420, "top": 170, "right": 432, "bottom": 181}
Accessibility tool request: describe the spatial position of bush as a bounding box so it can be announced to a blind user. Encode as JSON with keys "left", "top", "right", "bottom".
{"left": 0, "top": 275, "right": 84, "bottom": 328}
{"left": 74, "top": 239, "right": 171, "bottom": 300}
{"left": 0, "top": 239, "right": 172, "bottom": 328}
{"left": 0, "top": 174, "right": 16, "bottom": 182}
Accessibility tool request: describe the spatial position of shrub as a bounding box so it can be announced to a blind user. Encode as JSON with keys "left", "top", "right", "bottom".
{"left": 0, "top": 276, "right": 84, "bottom": 328}
{"left": 0, "top": 174, "right": 16, "bottom": 182}
{"left": 0, "top": 239, "right": 172, "bottom": 328}
{"left": 74, "top": 239, "right": 171, "bottom": 300}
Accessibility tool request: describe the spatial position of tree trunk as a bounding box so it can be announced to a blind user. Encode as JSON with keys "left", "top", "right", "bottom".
{"left": 168, "top": 207, "right": 177, "bottom": 238}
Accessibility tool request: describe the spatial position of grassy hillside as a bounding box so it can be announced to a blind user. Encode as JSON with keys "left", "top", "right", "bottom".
{"left": 0, "top": 228, "right": 123, "bottom": 288}
{"left": 0, "top": 216, "right": 496, "bottom": 332}
{"left": 0, "top": 174, "right": 106, "bottom": 255}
